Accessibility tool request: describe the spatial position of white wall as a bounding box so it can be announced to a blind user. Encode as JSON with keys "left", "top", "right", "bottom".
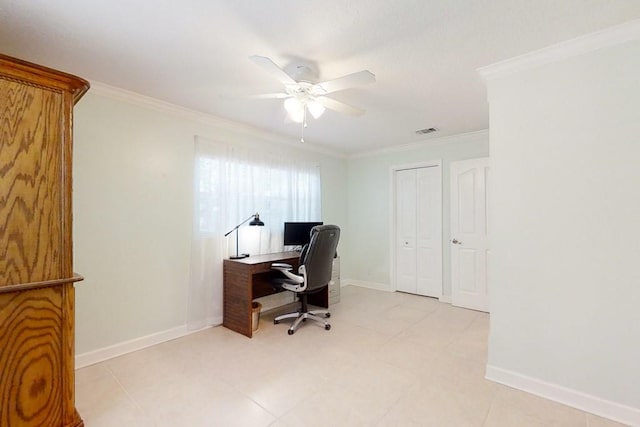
{"left": 485, "top": 37, "right": 640, "bottom": 416}
{"left": 73, "top": 88, "right": 347, "bottom": 355}
{"left": 343, "top": 132, "right": 489, "bottom": 296}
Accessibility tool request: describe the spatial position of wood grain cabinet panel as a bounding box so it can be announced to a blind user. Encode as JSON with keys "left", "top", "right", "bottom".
{"left": 0, "top": 53, "right": 88, "bottom": 427}
{"left": 0, "top": 287, "right": 64, "bottom": 426}
{"left": 1, "top": 80, "right": 64, "bottom": 285}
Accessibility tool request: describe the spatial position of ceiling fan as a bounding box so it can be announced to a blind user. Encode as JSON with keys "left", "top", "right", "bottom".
{"left": 249, "top": 55, "right": 375, "bottom": 140}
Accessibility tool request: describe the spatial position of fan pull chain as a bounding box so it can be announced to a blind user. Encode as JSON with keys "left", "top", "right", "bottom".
{"left": 300, "top": 107, "right": 308, "bottom": 143}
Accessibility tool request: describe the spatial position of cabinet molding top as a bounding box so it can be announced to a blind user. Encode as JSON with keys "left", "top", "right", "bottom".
{"left": 0, "top": 52, "right": 90, "bottom": 102}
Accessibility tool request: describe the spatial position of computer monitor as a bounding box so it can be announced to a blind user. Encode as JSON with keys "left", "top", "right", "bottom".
{"left": 283, "top": 221, "right": 323, "bottom": 247}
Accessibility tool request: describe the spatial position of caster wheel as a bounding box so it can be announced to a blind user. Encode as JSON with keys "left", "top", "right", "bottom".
{"left": 302, "top": 318, "right": 307, "bottom": 322}
{"left": 288, "top": 329, "right": 295, "bottom": 335}
{"left": 325, "top": 324, "right": 331, "bottom": 331}
{"left": 325, "top": 313, "right": 331, "bottom": 318}
{"left": 274, "top": 320, "right": 279, "bottom": 325}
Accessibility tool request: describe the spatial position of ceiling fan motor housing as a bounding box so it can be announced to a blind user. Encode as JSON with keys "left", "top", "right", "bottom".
{"left": 288, "top": 64, "right": 319, "bottom": 83}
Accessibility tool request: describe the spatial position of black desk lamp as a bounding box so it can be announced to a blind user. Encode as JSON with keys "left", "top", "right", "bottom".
{"left": 224, "top": 212, "right": 265, "bottom": 259}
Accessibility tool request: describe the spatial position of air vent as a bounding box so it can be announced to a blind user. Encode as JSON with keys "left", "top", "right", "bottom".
{"left": 415, "top": 127, "right": 438, "bottom": 135}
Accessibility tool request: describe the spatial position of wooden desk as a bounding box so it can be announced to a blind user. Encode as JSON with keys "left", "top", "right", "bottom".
{"left": 223, "top": 251, "right": 328, "bottom": 337}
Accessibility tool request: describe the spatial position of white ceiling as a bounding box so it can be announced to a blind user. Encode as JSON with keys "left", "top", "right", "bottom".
{"left": 2, "top": 1, "right": 640, "bottom": 154}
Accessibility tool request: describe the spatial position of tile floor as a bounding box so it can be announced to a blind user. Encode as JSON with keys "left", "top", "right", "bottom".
{"left": 75, "top": 285, "right": 626, "bottom": 426}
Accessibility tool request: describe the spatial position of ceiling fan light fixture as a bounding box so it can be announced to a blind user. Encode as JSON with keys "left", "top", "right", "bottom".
{"left": 284, "top": 97, "right": 305, "bottom": 122}
{"left": 289, "top": 109, "right": 305, "bottom": 123}
{"left": 284, "top": 97, "right": 303, "bottom": 115}
{"left": 307, "top": 99, "right": 325, "bottom": 119}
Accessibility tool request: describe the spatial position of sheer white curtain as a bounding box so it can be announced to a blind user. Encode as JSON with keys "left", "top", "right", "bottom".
{"left": 188, "top": 136, "right": 321, "bottom": 330}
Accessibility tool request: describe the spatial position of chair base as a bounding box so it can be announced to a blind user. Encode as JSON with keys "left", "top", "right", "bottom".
{"left": 274, "top": 309, "right": 331, "bottom": 335}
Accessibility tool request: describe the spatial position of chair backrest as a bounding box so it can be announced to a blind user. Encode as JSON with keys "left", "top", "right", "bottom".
{"left": 299, "top": 225, "right": 340, "bottom": 291}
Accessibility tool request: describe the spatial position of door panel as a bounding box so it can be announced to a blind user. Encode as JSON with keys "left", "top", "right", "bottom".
{"left": 458, "top": 169, "right": 477, "bottom": 234}
{"left": 396, "top": 169, "right": 417, "bottom": 294}
{"left": 459, "top": 249, "right": 477, "bottom": 292}
{"left": 451, "top": 158, "right": 490, "bottom": 311}
{"left": 416, "top": 167, "right": 442, "bottom": 297}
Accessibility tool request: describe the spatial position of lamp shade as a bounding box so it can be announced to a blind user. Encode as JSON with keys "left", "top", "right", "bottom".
{"left": 307, "top": 99, "right": 325, "bottom": 119}
{"left": 249, "top": 213, "right": 264, "bottom": 226}
{"left": 284, "top": 97, "right": 305, "bottom": 123}
{"left": 284, "top": 97, "right": 303, "bottom": 114}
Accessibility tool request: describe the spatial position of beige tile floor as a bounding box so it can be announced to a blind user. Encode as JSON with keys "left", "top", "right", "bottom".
{"left": 76, "top": 285, "right": 627, "bottom": 426}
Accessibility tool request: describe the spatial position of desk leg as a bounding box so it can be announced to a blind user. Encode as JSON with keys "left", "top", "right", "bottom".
{"left": 223, "top": 262, "right": 252, "bottom": 338}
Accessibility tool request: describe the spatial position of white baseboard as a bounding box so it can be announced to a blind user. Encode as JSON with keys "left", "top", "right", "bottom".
{"left": 486, "top": 365, "right": 640, "bottom": 426}
{"left": 75, "top": 318, "right": 221, "bottom": 369}
{"left": 342, "top": 278, "right": 391, "bottom": 292}
{"left": 439, "top": 294, "right": 452, "bottom": 303}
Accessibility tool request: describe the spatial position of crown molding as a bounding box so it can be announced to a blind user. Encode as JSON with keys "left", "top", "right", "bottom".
{"left": 88, "top": 81, "right": 347, "bottom": 159}
{"left": 478, "top": 18, "right": 640, "bottom": 81}
{"left": 348, "top": 129, "right": 489, "bottom": 159}
{"left": 88, "top": 82, "right": 489, "bottom": 160}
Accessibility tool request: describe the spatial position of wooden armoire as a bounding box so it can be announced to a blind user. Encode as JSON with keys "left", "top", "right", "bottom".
{"left": 0, "top": 54, "right": 89, "bottom": 426}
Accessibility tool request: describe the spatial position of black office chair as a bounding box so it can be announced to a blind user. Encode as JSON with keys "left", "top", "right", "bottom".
{"left": 271, "top": 225, "right": 340, "bottom": 335}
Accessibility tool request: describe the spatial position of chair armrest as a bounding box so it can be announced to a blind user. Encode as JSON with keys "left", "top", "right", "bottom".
{"left": 272, "top": 263, "right": 305, "bottom": 285}
{"left": 271, "top": 262, "right": 293, "bottom": 270}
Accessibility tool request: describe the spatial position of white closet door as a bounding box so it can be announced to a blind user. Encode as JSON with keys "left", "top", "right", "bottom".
{"left": 416, "top": 167, "right": 442, "bottom": 297}
{"left": 395, "top": 165, "right": 442, "bottom": 297}
{"left": 396, "top": 169, "right": 417, "bottom": 294}
{"left": 450, "top": 157, "right": 490, "bottom": 312}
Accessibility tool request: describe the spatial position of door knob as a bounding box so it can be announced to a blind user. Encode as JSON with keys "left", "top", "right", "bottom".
{"left": 452, "top": 238, "right": 462, "bottom": 245}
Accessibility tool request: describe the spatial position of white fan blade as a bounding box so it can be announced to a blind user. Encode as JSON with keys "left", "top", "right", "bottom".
{"left": 249, "top": 55, "right": 297, "bottom": 85}
{"left": 248, "top": 93, "right": 291, "bottom": 99}
{"left": 316, "top": 70, "right": 375, "bottom": 94}
{"left": 317, "top": 96, "right": 365, "bottom": 116}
